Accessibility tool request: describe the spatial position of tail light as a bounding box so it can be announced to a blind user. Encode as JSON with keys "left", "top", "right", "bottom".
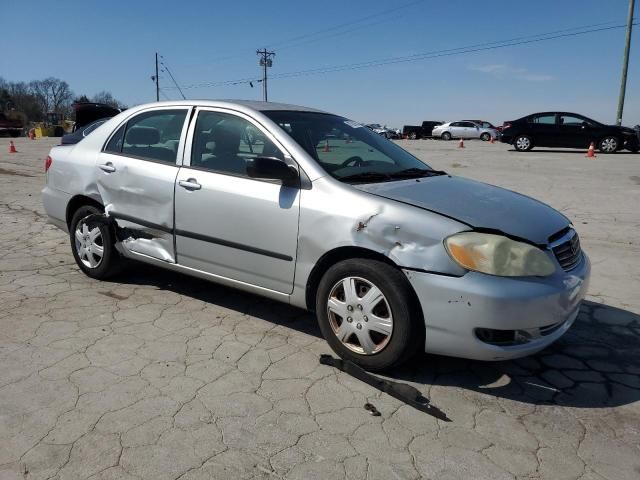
{"left": 45, "top": 155, "right": 52, "bottom": 172}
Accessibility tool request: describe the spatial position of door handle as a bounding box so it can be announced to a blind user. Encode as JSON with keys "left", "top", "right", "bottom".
{"left": 179, "top": 178, "right": 201, "bottom": 190}
{"left": 98, "top": 162, "right": 116, "bottom": 173}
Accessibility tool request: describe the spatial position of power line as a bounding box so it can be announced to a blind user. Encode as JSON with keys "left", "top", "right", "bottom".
{"left": 267, "top": 0, "right": 424, "bottom": 50}
{"left": 158, "top": 88, "right": 171, "bottom": 101}
{"left": 166, "top": 21, "right": 635, "bottom": 91}
{"left": 159, "top": 56, "right": 187, "bottom": 100}
{"left": 268, "top": 23, "right": 637, "bottom": 81}
{"left": 182, "top": 0, "right": 424, "bottom": 70}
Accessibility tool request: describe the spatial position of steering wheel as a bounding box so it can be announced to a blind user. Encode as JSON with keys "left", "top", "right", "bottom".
{"left": 341, "top": 156, "right": 364, "bottom": 167}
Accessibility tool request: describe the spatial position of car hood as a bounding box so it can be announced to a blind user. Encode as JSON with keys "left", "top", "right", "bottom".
{"left": 354, "top": 176, "right": 570, "bottom": 245}
{"left": 612, "top": 125, "right": 638, "bottom": 135}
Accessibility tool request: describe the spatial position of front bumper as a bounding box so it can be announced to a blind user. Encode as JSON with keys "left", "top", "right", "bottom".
{"left": 403, "top": 254, "right": 590, "bottom": 360}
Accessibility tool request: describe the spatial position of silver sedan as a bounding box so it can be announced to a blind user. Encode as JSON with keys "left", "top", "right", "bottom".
{"left": 433, "top": 121, "right": 500, "bottom": 141}
{"left": 42, "top": 100, "right": 589, "bottom": 371}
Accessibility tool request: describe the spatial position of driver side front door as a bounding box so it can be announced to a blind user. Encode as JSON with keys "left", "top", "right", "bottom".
{"left": 174, "top": 108, "right": 301, "bottom": 294}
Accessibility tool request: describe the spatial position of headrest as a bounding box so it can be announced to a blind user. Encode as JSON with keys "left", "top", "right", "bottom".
{"left": 126, "top": 126, "right": 159, "bottom": 145}
{"left": 212, "top": 123, "right": 241, "bottom": 154}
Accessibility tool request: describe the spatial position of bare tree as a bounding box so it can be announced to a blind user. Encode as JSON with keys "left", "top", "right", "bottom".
{"left": 6, "top": 81, "right": 44, "bottom": 121}
{"left": 30, "top": 77, "right": 73, "bottom": 115}
{"left": 92, "top": 91, "right": 125, "bottom": 109}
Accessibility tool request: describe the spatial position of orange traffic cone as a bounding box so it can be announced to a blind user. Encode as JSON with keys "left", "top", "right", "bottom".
{"left": 28, "top": 130, "right": 35, "bottom": 140}
{"left": 585, "top": 142, "right": 596, "bottom": 158}
{"left": 9, "top": 141, "right": 17, "bottom": 153}
{"left": 489, "top": 136, "right": 495, "bottom": 144}
{"left": 458, "top": 138, "right": 465, "bottom": 149}
{"left": 323, "top": 139, "right": 331, "bottom": 152}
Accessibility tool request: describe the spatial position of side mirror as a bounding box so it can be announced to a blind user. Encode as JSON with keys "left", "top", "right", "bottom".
{"left": 247, "top": 156, "right": 299, "bottom": 184}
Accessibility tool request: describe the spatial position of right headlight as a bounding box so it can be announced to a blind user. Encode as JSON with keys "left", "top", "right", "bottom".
{"left": 444, "top": 232, "right": 556, "bottom": 277}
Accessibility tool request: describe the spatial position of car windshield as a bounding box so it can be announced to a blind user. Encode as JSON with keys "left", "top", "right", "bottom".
{"left": 263, "top": 111, "right": 438, "bottom": 183}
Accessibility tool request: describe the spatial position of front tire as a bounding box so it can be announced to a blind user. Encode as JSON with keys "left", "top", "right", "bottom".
{"left": 441, "top": 132, "right": 452, "bottom": 141}
{"left": 513, "top": 134, "right": 533, "bottom": 151}
{"left": 598, "top": 136, "right": 619, "bottom": 153}
{"left": 69, "top": 205, "right": 122, "bottom": 279}
{"left": 409, "top": 132, "right": 417, "bottom": 140}
{"left": 480, "top": 132, "right": 491, "bottom": 141}
{"left": 315, "top": 259, "right": 423, "bottom": 371}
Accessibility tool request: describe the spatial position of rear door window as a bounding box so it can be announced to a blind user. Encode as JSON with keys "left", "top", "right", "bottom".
{"left": 104, "top": 109, "right": 188, "bottom": 164}
{"left": 529, "top": 114, "right": 556, "bottom": 124}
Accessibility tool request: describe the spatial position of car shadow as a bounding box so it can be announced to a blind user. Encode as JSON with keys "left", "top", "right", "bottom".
{"left": 110, "top": 264, "right": 639, "bottom": 408}
{"left": 388, "top": 300, "right": 640, "bottom": 409}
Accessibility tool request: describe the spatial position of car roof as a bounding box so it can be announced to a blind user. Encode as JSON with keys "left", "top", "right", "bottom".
{"left": 128, "top": 99, "right": 329, "bottom": 115}
{"left": 523, "top": 112, "right": 587, "bottom": 117}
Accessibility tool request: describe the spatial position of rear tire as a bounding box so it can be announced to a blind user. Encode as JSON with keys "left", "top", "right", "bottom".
{"left": 513, "top": 134, "right": 533, "bottom": 152}
{"left": 598, "top": 136, "right": 619, "bottom": 153}
{"left": 315, "top": 259, "right": 423, "bottom": 372}
{"left": 69, "top": 205, "right": 122, "bottom": 280}
{"left": 409, "top": 132, "right": 417, "bottom": 140}
{"left": 441, "top": 132, "right": 452, "bottom": 141}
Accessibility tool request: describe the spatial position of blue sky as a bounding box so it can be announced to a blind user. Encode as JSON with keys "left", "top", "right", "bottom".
{"left": 2, "top": 0, "right": 638, "bottom": 126}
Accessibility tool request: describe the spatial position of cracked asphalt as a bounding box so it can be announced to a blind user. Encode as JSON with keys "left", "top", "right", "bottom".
{"left": 0, "top": 137, "right": 639, "bottom": 480}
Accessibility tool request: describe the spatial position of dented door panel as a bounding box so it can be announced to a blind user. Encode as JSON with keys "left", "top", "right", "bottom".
{"left": 95, "top": 154, "right": 179, "bottom": 262}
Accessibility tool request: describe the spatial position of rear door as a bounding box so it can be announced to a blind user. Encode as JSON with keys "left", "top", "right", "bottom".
{"left": 96, "top": 106, "right": 191, "bottom": 262}
{"left": 174, "top": 107, "right": 300, "bottom": 294}
{"left": 449, "top": 122, "right": 465, "bottom": 137}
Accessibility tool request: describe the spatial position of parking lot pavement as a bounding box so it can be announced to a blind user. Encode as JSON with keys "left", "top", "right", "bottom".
{"left": 0, "top": 136, "right": 639, "bottom": 480}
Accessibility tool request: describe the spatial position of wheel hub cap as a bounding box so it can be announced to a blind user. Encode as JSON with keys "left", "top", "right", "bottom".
{"left": 327, "top": 276, "right": 393, "bottom": 355}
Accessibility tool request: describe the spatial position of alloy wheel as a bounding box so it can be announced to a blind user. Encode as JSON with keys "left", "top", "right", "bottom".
{"left": 600, "top": 137, "right": 618, "bottom": 153}
{"left": 74, "top": 219, "right": 104, "bottom": 269}
{"left": 515, "top": 136, "right": 531, "bottom": 151}
{"left": 326, "top": 276, "right": 393, "bottom": 355}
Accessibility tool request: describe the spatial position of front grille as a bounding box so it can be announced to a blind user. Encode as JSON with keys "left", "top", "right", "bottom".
{"left": 551, "top": 229, "right": 582, "bottom": 271}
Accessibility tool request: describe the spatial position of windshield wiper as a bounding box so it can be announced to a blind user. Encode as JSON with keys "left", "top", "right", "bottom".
{"left": 340, "top": 171, "right": 392, "bottom": 183}
{"left": 390, "top": 168, "right": 448, "bottom": 178}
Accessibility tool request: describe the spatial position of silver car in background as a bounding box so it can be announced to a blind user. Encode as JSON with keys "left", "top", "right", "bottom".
{"left": 433, "top": 120, "right": 500, "bottom": 141}
{"left": 42, "top": 100, "right": 589, "bottom": 370}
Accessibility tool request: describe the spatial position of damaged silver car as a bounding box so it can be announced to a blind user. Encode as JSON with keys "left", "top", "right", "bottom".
{"left": 42, "top": 101, "right": 590, "bottom": 370}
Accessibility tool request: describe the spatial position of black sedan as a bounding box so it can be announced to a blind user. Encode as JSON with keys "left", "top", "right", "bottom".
{"left": 500, "top": 112, "right": 639, "bottom": 153}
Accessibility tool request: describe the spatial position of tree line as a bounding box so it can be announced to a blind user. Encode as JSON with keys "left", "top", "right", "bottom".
{"left": 0, "top": 76, "right": 126, "bottom": 125}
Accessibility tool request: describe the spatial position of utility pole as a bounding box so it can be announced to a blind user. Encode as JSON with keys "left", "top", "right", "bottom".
{"left": 155, "top": 52, "right": 160, "bottom": 102}
{"left": 256, "top": 49, "right": 275, "bottom": 102}
{"left": 616, "top": 0, "right": 635, "bottom": 125}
